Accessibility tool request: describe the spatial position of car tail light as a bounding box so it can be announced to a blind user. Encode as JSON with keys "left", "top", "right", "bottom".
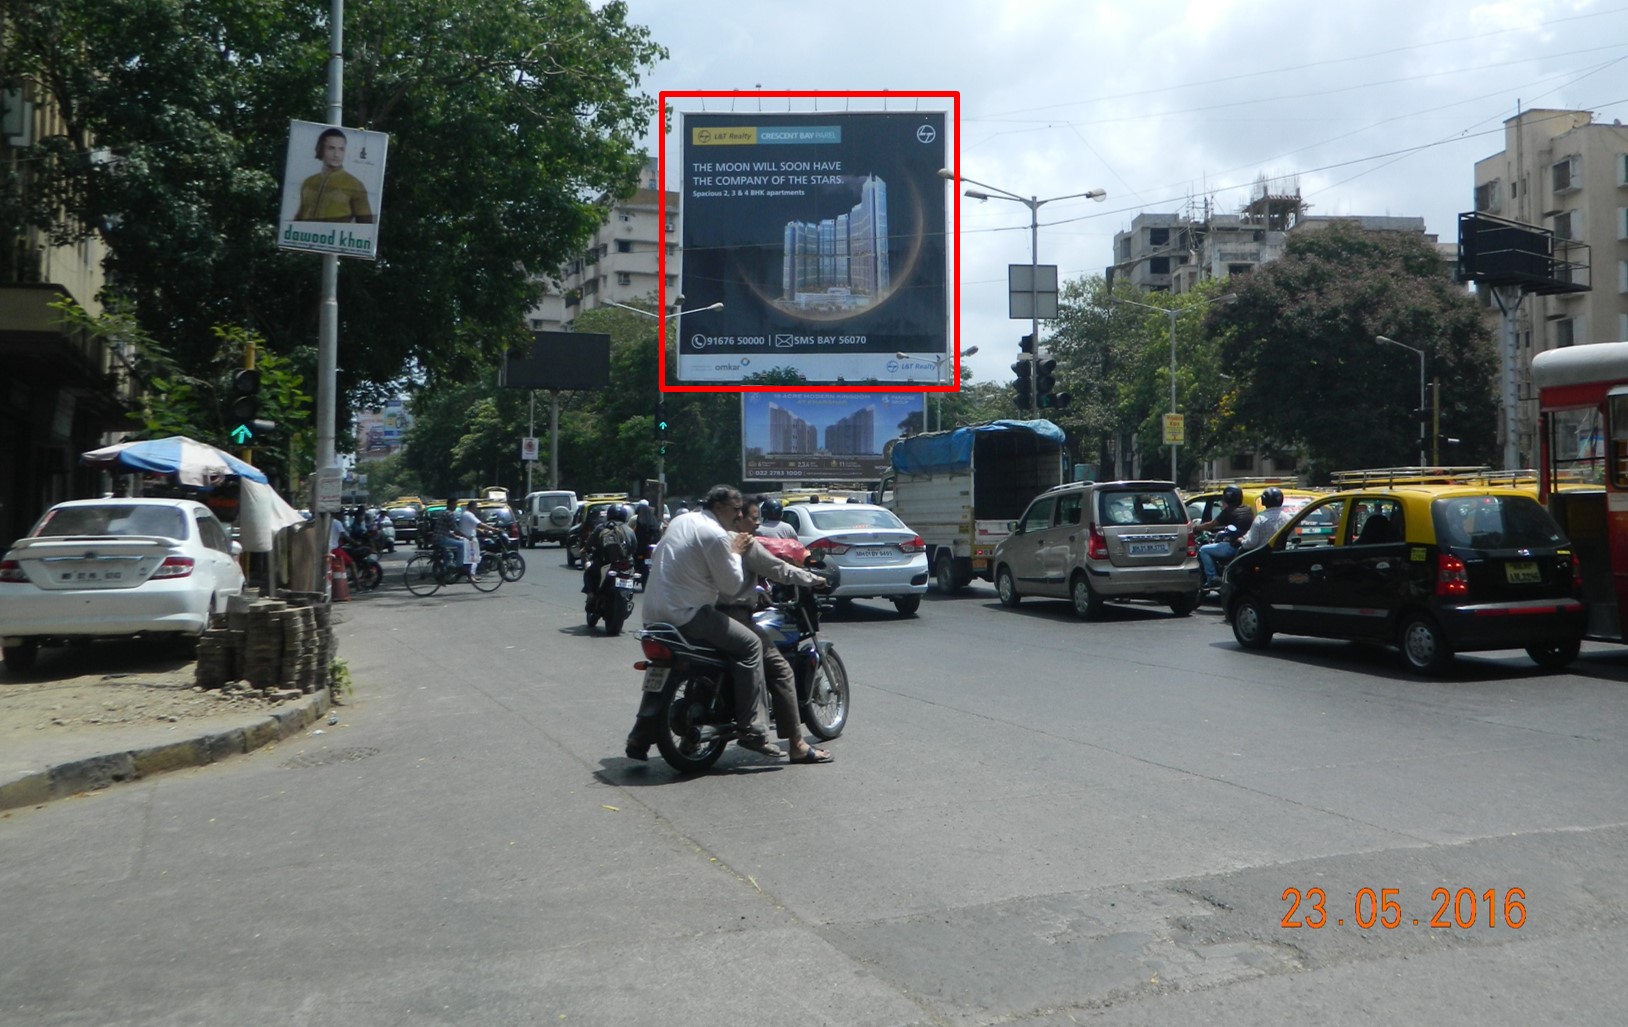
{"left": 1185, "top": 526, "right": 1197, "bottom": 558}
{"left": 508, "top": 523, "right": 519, "bottom": 539}
{"left": 1086, "top": 523, "right": 1108, "bottom": 561}
{"left": 151, "top": 556, "right": 195, "bottom": 579}
{"left": 898, "top": 535, "right": 926, "bottom": 554}
{"left": 639, "top": 637, "right": 673, "bottom": 661}
{"left": 0, "top": 559, "right": 27, "bottom": 583}
{"left": 1568, "top": 550, "right": 1582, "bottom": 596}
{"left": 1435, "top": 553, "right": 1468, "bottom": 597}
{"left": 808, "top": 538, "right": 850, "bottom": 557}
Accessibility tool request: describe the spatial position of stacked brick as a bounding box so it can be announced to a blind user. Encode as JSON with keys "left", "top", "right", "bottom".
{"left": 194, "top": 591, "right": 336, "bottom": 697}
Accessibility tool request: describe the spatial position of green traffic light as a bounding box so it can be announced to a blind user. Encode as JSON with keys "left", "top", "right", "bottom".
{"left": 230, "top": 424, "right": 253, "bottom": 444}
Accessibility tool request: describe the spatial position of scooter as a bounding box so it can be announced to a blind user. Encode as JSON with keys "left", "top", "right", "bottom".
{"left": 630, "top": 566, "right": 847, "bottom": 773}
{"left": 587, "top": 558, "right": 642, "bottom": 636}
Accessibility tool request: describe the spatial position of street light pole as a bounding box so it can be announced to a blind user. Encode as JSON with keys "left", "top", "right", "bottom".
{"left": 1115, "top": 293, "right": 1234, "bottom": 484}
{"left": 938, "top": 168, "right": 1104, "bottom": 385}
{"left": 896, "top": 345, "right": 978, "bottom": 431}
{"left": 1376, "top": 335, "right": 1427, "bottom": 466}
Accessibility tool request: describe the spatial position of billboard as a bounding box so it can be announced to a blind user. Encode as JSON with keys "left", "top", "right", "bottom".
{"left": 742, "top": 392, "right": 926, "bottom": 482}
{"left": 501, "top": 332, "right": 613, "bottom": 391}
{"left": 676, "top": 107, "right": 950, "bottom": 385}
{"left": 278, "top": 120, "right": 389, "bottom": 259}
{"left": 356, "top": 398, "right": 411, "bottom": 461}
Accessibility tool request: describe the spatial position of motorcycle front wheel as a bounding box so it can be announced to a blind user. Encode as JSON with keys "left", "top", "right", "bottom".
{"left": 802, "top": 641, "right": 850, "bottom": 740}
{"left": 654, "top": 672, "right": 728, "bottom": 773}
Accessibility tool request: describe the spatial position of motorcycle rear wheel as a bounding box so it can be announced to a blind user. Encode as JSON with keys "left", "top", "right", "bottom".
{"left": 602, "top": 598, "right": 625, "bottom": 636}
{"left": 654, "top": 672, "right": 728, "bottom": 773}
{"left": 354, "top": 562, "right": 383, "bottom": 592}
{"left": 802, "top": 642, "right": 850, "bottom": 740}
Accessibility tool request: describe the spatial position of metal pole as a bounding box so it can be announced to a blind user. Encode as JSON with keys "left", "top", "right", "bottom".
{"left": 1029, "top": 198, "right": 1040, "bottom": 371}
{"left": 549, "top": 389, "right": 560, "bottom": 489}
{"left": 1417, "top": 350, "right": 1427, "bottom": 467}
{"left": 314, "top": 0, "right": 344, "bottom": 600}
{"left": 526, "top": 390, "right": 535, "bottom": 494}
{"left": 1168, "top": 310, "right": 1178, "bottom": 483}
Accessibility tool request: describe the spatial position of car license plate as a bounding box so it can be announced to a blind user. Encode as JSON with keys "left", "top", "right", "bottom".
{"left": 614, "top": 577, "right": 639, "bottom": 590}
{"left": 1128, "top": 542, "right": 1169, "bottom": 557}
{"left": 1505, "top": 561, "right": 1540, "bottom": 584}
{"left": 853, "top": 547, "right": 892, "bottom": 559}
{"left": 642, "top": 665, "right": 670, "bottom": 692}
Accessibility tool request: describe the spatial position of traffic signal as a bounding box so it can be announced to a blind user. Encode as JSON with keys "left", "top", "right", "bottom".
{"left": 1012, "top": 359, "right": 1033, "bottom": 409}
{"left": 228, "top": 369, "right": 273, "bottom": 444}
{"left": 654, "top": 398, "right": 669, "bottom": 456}
{"left": 1019, "top": 333, "right": 1036, "bottom": 355}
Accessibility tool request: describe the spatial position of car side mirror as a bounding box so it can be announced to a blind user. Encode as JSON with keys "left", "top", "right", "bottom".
{"left": 229, "top": 540, "right": 244, "bottom": 557}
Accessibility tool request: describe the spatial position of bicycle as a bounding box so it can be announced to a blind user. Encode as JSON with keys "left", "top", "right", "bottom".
{"left": 404, "top": 538, "right": 503, "bottom": 596}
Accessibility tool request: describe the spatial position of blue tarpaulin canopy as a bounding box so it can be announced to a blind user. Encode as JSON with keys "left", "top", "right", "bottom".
{"left": 81, "top": 435, "right": 269, "bottom": 486}
{"left": 890, "top": 419, "right": 1065, "bottom": 475}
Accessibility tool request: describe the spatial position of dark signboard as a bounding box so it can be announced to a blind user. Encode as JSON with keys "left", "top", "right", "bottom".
{"left": 679, "top": 111, "right": 948, "bottom": 384}
{"left": 502, "top": 332, "right": 612, "bottom": 391}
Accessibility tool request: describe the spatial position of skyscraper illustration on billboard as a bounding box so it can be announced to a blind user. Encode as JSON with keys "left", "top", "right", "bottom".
{"left": 777, "top": 175, "right": 890, "bottom": 314}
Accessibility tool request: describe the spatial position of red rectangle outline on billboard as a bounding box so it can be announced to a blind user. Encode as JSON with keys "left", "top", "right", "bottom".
{"left": 658, "top": 90, "right": 960, "bottom": 395}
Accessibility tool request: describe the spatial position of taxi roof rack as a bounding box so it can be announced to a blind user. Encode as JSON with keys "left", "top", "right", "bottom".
{"left": 1327, "top": 466, "right": 1540, "bottom": 488}
{"left": 1197, "top": 476, "right": 1303, "bottom": 490}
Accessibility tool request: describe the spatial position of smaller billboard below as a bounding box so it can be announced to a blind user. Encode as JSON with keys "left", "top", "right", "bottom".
{"left": 742, "top": 391, "right": 925, "bottom": 482}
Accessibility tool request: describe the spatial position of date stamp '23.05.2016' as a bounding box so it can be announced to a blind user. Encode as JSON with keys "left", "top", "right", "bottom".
{"left": 1281, "top": 887, "right": 1527, "bottom": 930}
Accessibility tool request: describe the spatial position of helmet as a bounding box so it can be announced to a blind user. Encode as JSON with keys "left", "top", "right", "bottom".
{"left": 1260, "top": 487, "right": 1284, "bottom": 508}
{"left": 608, "top": 504, "right": 630, "bottom": 523}
{"left": 637, "top": 499, "right": 650, "bottom": 508}
{"left": 760, "top": 498, "right": 784, "bottom": 521}
{"left": 1222, "top": 485, "right": 1244, "bottom": 505}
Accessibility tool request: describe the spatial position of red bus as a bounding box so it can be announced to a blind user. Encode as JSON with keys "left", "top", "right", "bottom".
{"left": 1530, "top": 341, "right": 1628, "bottom": 642}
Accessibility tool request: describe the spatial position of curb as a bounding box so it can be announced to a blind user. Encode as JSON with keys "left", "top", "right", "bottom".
{"left": 0, "top": 689, "right": 334, "bottom": 813}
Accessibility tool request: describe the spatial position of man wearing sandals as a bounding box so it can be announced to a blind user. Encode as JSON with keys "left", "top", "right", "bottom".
{"left": 721, "top": 497, "right": 834, "bottom": 764}
{"left": 627, "top": 484, "right": 783, "bottom": 761}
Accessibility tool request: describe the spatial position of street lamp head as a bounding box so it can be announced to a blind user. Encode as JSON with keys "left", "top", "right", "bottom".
{"left": 1376, "top": 335, "right": 1397, "bottom": 346}
{"left": 1086, "top": 189, "right": 1107, "bottom": 202}
{"left": 936, "top": 168, "right": 956, "bottom": 180}
{"left": 895, "top": 351, "right": 910, "bottom": 360}
{"left": 700, "top": 302, "right": 723, "bottom": 313}
{"left": 963, "top": 345, "right": 980, "bottom": 358}
{"left": 964, "top": 189, "right": 991, "bottom": 201}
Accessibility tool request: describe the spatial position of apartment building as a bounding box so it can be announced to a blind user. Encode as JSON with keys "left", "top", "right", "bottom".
{"left": 0, "top": 84, "right": 137, "bottom": 544}
{"left": 524, "top": 159, "right": 680, "bottom": 329}
{"left": 1473, "top": 108, "right": 1628, "bottom": 464}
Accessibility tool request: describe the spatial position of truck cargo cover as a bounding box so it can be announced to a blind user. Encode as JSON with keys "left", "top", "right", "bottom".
{"left": 890, "top": 419, "right": 1065, "bottom": 475}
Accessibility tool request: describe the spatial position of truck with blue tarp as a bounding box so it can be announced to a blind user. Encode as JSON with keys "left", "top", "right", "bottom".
{"left": 877, "top": 420, "right": 1068, "bottom": 593}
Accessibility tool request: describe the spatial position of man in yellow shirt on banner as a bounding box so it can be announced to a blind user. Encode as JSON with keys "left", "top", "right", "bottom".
{"left": 295, "top": 127, "right": 374, "bottom": 223}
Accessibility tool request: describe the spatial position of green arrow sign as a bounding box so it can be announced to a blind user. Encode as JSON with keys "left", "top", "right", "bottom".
{"left": 230, "top": 424, "right": 253, "bottom": 444}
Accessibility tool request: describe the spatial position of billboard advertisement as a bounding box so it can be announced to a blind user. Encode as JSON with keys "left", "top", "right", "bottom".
{"left": 355, "top": 398, "right": 411, "bottom": 461}
{"left": 677, "top": 108, "right": 949, "bottom": 385}
{"left": 278, "top": 119, "right": 389, "bottom": 259}
{"left": 742, "top": 392, "right": 925, "bottom": 482}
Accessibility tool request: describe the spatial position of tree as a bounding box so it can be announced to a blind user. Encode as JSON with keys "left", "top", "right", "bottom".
{"left": 2, "top": 0, "right": 666, "bottom": 394}
{"left": 1210, "top": 223, "right": 1498, "bottom": 477}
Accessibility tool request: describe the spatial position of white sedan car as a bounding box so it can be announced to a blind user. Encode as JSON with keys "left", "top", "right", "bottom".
{"left": 0, "top": 498, "right": 244, "bottom": 672}
{"left": 777, "top": 502, "right": 929, "bottom": 616}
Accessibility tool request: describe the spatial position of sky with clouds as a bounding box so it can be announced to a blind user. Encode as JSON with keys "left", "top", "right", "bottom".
{"left": 619, "top": 0, "right": 1628, "bottom": 385}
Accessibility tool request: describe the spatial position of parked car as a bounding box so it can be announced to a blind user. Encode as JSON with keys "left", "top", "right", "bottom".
{"left": 474, "top": 501, "right": 521, "bottom": 541}
{"left": 0, "top": 498, "right": 246, "bottom": 672}
{"left": 518, "top": 490, "right": 578, "bottom": 548}
{"left": 776, "top": 502, "right": 929, "bottom": 616}
{"left": 992, "top": 481, "right": 1202, "bottom": 618}
{"left": 1225, "top": 483, "right": 1587, "bottom": 674}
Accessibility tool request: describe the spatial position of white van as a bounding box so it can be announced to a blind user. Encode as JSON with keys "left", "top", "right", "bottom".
{"left": 518, "top": 490, "right": 578, "bottom": 548}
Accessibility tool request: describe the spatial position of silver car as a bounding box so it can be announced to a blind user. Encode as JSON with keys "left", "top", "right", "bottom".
{"left": 992, "top": 481, "right": 1201, "bottom": 618}
{"left": 778, "top": 502, "right": 929, "bottom": 617}
{"left": 0, "top": 498, "right": 246, "bottom": 672}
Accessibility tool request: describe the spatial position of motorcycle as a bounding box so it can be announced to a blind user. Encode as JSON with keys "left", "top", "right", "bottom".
{"left": 336, "top": 537, "right": 383, "bottom": 592}
{"left": 1196, "top": 525, "right": 1244, "bottom": 598}
{"left": 631, "top": 566, "right": 848, "bottom": 773}
{"left": 481, "top": 532, "right": 526, "bottom": 582}
{"left": 587, "top": 558, "right": 642, "bottom": 636}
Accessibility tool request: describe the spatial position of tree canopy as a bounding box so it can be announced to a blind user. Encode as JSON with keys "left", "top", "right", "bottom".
{"left": 2, "top": 0, "right": 665, "bottom": 393}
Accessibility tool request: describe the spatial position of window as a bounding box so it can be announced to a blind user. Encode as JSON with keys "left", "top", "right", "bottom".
{"left": 582, "top": 278, "right": 598, "bottom": 295}
{"left": 615, "top": 239, "right": 633, "bottom": 253}
{"left": 1620, "top": 260, "right": 1628, "bottom": 295}
{"left": 1149, "top": 227, "right": 1170, "bottom": 246}
{"left": 1286, "top": 499, "right": 1344, "bottom": 549}
{"left": 1020, "top": 497, "right": 1056, "bottom": 534}
{"left": 1228, "top": 263, "right": 1253, "bottom": 276}
{"left": 1619, "top": 207, "right": 1628, "bottom": 240}
{"left": 529, "top": 318, "right": 544, "bottom": 330}
{"left": 1553, "top": 156, "right": 1578, "bottom": 193}
{"left": 1230, "top": 453, "right": 1253, "bottom": 471}
{"left": 617, "top": 212, "right": 632, "bottom": 223}
{"left": 1349, "top": 498, "right": 1403, "bottom": 546}
{"left": 1057, "top": 492, "right": 1082, "bottom": 527}
{"left": 1556, "top": 318, "right": 1575, "bottom": 348}
{"left": 1474, "top": 180, "right": 1500, "bottom": 213}
{"left": 1149, "top": 257, "right": 1170, "bottom": 275}
{"left": 665, "top": 243, "right": 678, "bottom": 255}
{"left": 1552, "top": 210, "right": 1574, "bottom": 240}
{"left": 1618, "top": 153, "right": 1628, "bottom": 186}
{"left": 616, "top": 272, "right": 632, "bottom": 287}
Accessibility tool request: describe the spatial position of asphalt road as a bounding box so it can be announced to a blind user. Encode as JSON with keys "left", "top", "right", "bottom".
{"left": 2, "top": 545, "right": 1625, "bottom": 1026}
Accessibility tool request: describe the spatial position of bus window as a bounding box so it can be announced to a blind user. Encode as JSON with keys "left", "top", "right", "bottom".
{"left": 1550, "top": 406, "right": 1605, "bottom": 488}
{"left": 1612, "top": 394, "right": 1628, "bottom": 488}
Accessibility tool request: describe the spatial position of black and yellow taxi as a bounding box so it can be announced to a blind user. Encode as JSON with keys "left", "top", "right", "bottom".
{"left": 1223, "top": 481, "right": 1586, "bottom": 674}
{"left": 565, "top": 494, "right": 633, "bottom": 568}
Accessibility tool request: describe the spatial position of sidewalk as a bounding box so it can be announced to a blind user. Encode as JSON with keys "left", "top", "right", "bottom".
{"left": 0, "top": 665, "right": 332, "bottom": 812}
